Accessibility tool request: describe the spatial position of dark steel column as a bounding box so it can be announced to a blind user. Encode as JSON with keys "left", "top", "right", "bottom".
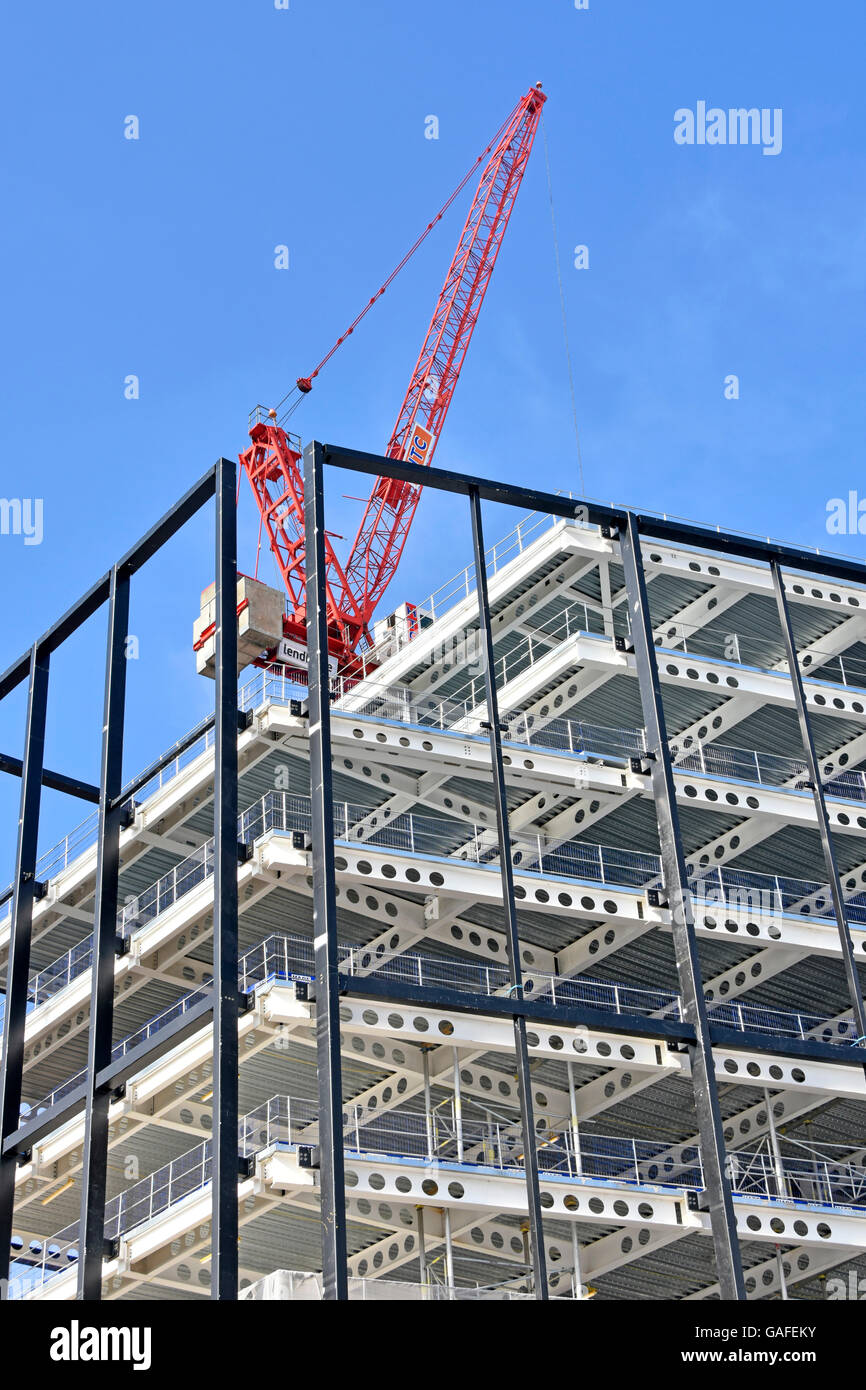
{"left": 303, "top": 441, "right": 348, "bottom": 1300}
{"left": 212, "top": 456, "right": 240, "bottom": 1300}
{"left": 619, "top": 513, "right": 745, "bottom": 1300}
{"left": 77, "top": 566, "right": 130, "bottom": 1300}
{"left": 468, "top": 486, "right": 548, "bottom": 1300}
{"left": 771, "top": 561, "right": 866, "bottom": 1042}
{"left": 0, "top": 645, "right": 49, "bottom": 1296}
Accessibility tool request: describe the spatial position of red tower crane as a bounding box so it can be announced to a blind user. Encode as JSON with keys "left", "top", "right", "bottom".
{"left": 237, "top": 84, "right": 547, "bottom": 677}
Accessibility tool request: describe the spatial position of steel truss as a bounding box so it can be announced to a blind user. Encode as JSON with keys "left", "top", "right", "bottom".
{"left": 3, "top": 441, "right": 866, "bottom": 1302}
{"left": 301, "top": 440, "right": 866, "bottom": 1301}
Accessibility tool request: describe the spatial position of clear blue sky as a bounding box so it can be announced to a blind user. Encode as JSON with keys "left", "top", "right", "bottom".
{"left": 1, "top": 0, "right": 864, "bottom": 875}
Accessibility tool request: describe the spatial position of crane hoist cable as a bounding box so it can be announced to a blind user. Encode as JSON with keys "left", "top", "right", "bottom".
{"left": 268, "top": 94, "right": 532, "bottom": 429}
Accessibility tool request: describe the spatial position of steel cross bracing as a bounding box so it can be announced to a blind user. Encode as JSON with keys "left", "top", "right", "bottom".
{"left": 5, "top": 447, "right": 866, "bottom": 1301}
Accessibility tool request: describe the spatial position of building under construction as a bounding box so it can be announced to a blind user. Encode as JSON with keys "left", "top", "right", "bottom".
{"left": 2, "top": 442, "right": 866, "bottom": 1302}
{"left": 1, "top": 85, "right": 866, "bottom": 1303}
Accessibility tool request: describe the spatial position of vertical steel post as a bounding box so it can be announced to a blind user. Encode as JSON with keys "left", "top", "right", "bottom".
{"left": 567, "top": 1060, "right": 582, "bottom": 1177}
{"left": 452, "top": 1048, "right": 464, "bottom": 1162}
{"left": 303, "top": 441, "right": 348, "bottom": 1299}
{"left": 764, "top": 1088, "right": 787, "bottom": 1199}
{"left": 619, "top": 512, "right": 745, "bottom": 1299}
{"left": 444, "top": 1207, "right": 455, "bottom": 1298}
{"left": 416, "top": 1205, "right": 428, "bottom": 1294}
{"left": 0, "top": 645, "right": 49, "bottom": 1296}
{"left": 422, "top": 1048, "right": 434, "bottom": 1158}
{"left": 468, "top": 485, "right": 548, "bottom": 1300}
{"left": 78, "top": 568, "right": 130, "bottom": 1301}
{"left": 771, "top": 561, "right": 866, "bottom": 1042}
{"left": 212, "top": 456, "right": 239, "bottom": 1300}
{"left": 571, "top": 1223, "right": 583, "bottom": 1299}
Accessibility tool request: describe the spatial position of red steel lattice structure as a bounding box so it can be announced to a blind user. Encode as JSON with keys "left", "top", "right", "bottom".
{"left": 239, "top": 85, "right": 547, "bottom": 672}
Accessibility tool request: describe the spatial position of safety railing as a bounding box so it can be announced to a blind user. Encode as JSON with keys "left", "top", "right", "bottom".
{"left": 25, "top": 985, "right": 213, "bottom": 1115}
{"left": 9, "top": 609, "right": 866, "bottom": 943}
{"left": 655, "top": 629, "right": 866, "bottom": 692}
{"left": 688, "top": 862, "right": 866, "bottom": 927}
{"left": 25, "top": 935, "right": 314, "bottom": 1118}
{"left": 2, "top": 727, "right": 222, "bottom": 921}
{"left": 671, "top": 740, "right": 866, "bottom": 802}
{"left": 337, "top": 599, "right": 603, "bottom": 711}
{"left": 23, "top": 777, "right": 866, "bottom": 1034}
{"left": 27, "top": 915, "right": 864, "bottom": 1129}
{"left": 339, "top": 940, "right": 682, "bottom": 1018}
{"left": 728, "top": 1145, "right": 866, "bottom": 1209}
{"left": 25, "top": 931, "right": 678, "bottom": 1120}
{"left": 10, "top": 1231, "right": 82, "bottom": 1298}
{"left": 429, "top": 598, "right": 603, "bottom": 717}
{"left": 705, "top": 998, "right": 862, "bottom": 1045}
{"left": 29, "top": 928, "right": 866, "bottom": 1129}
{"left": 246, "top": 659, "right": 866, "bottom": 803}
{"left": 240, "top": 1270, "right": 531, "bottom": 1300}
{"left": 344, "top": 1106, "right": 706, "bottom": 1189}
{"left": 27, "top": 937, "right": 94, "bottom": 1010}
{"left": 16, "top": 1090, "right": 866, "bottom": 1299}
{"left": 672, "top": 742, "right": 808, "bottom": 787}
{"left": 353, "top": 495, "right": 581, "bottom": 673}
{"left": 13, "top": 1092, "right": 318, "bottom": 1299}
{"left": 825, "top": 769, "right": 866, "bottom": 803}
{"left": 240, "top": 1094, "right": 319, "bottom": 1154}
{"left": 335, "top": 674, "right": 647, "bottom": 762}
{"left": 237, "top": 932, "right": 314, "bottom": 993}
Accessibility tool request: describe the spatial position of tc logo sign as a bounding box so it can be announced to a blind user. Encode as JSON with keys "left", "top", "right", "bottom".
{"left": 404, "top": 425, "right": 435, "bottom": 466}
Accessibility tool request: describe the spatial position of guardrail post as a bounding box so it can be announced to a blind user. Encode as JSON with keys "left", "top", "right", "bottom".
{"left": 0, "top": 644, "right": 49, "bottom": 1297}
{"left": 771, "top": 561, "right": 866, "bottom": 1054}
{"left": 764, "top": 1087, "right": 788, "bottom": 1200}
{"left": 468, "top": 485, "right": 548, "bottom": 1300}
{"left": 619, "top": 511, "right": 745, "bottom": 1300}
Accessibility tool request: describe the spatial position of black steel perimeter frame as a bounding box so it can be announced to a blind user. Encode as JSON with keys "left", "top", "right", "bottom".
{"left": 0, "top": 458, "right": 239, "bottom": 1302}
{"left": 2, "top": 439, "right": 866, "bottom": 1303}
{"left": 304, "top": 440, "right": 866, "bottom": 1302}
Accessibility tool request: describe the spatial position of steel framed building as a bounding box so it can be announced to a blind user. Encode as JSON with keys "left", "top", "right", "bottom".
{"left": 2, "top": 442, "right": 866, "bottom": 1301}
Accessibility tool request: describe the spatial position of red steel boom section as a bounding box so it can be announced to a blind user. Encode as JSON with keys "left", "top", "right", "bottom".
{"left": 239, "top": 85, "right": 547, "bottom": 673}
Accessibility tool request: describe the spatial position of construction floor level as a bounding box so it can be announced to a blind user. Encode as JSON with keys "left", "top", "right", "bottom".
{"left": 3, "top": 447, "right": 866, "bottom": 1301}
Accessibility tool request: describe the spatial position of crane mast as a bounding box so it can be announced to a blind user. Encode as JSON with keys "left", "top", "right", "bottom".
{"left": 237, "top": 84, "right": 547, "bottom": 676}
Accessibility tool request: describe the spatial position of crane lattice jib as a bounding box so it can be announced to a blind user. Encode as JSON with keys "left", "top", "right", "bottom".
{"left": 342, "top": 86, "right": 546, "bottom": 619}
{"left": 238, "top": 85, "right": 546, "bottom": 669}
